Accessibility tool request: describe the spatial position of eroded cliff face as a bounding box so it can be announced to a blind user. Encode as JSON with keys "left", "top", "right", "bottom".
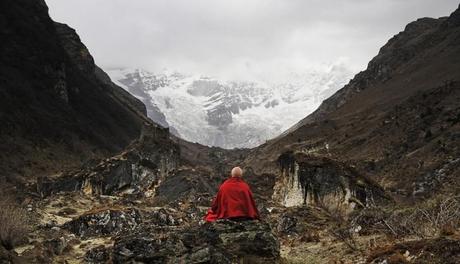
{"left": 273, "top": 152, "right": 387, "bottom": 212}
{"left": 37, "top": 125, "right": 179, "bottom": 197}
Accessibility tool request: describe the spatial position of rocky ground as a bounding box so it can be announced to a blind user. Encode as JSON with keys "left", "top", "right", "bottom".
{"left": 6, "top": 187, "right": 460, "bottom": 263}
{"left": 2, "top": 110, "right": 459, "bottom": 263}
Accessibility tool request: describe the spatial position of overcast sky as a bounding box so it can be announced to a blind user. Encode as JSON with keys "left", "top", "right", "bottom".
{"left": 46, "top": 0, "right": 459, "bottom": 81}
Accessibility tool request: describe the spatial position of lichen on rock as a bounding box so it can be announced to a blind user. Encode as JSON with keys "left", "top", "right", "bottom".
{"left": 63, "top": 208, "right": 142, "bottom": 238}
{"left": 110, "top": 220, "right": 280, "bottom": 264}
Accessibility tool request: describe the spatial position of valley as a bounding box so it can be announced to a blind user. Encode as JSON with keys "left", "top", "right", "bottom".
{"left": 1, "top": 0, "right": 460, "bottom": 263}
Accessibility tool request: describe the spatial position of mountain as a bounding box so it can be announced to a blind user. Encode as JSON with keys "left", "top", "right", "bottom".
{"left": 2, "top": 1, "right": 460, "bottom": 263}
{"left": 245, "top": 5, "right": 460, "bottom": 202}
{"left": 107, "top": 65, "right": 353, "bottom": 149}
{"left": 0, "top": 0, "right": 150, "bottom": 186}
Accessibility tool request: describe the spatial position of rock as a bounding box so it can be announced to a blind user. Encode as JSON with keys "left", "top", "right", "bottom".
{"left": 36, "top": 126, "right": 179, "bottom": 197}
{"left": 0, "top": 244, "right": 28, "bottom": 264}
{"left": 275, "top": 152, "right": 388, "bottom": 209}
{"left": 277, "top": 214, "right": 297, "bottom": 234}
{"left": 111, "top": 220, "right": 280, "bottom": 264}
{"left": 143, "top": 208, "right": 178, "bottom": 226}
{"left": 208, "top": 220, "right": 279, "bottom": 260}
{"left": 63, "top": 208, "right": 142, "bottom": 238}
{"left": 84, "top": 245, "right": 111, "bottom": 264}
{"left": 42, "top": 220, "right": 58, "bottom": 228}
{"left": 43, "top": 237, "right": 67, "bottom": 255}
{"left": 112, "top": 234, "right": 187, "bottom": 263}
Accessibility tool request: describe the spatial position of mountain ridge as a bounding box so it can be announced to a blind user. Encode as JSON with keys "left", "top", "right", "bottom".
{"left": 0, "top": 0, "right": 150, "bottom": 186}
{"left": 246, "top": 5, "right": 460, "bottom": 201}
{"left": 107, "top": 64, "right": 353, "bottom": 148}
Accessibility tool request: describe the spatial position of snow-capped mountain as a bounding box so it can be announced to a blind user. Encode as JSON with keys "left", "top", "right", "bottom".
{"left": 106, "top": 64, "right": 353, "bottom": 149}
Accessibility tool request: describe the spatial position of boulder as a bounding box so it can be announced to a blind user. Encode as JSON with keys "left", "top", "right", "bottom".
{"left": 111, "top": 220, "right": 280, "bottom": 263}
{"left": 204, "top": 220, "right": 279, "bottom": 261}
{"left": 84, "top": 245, "right": 111, "bottom": 264}
{"left": 63, "top": 208, "right": 141, "bottom": 238}
{"left": 112, "top": 232, "right": 187, "bottom": 263}
{"left": 43, "top": 237, "right": 68, "bottom": 255}
{"left": 142, "top": 208, "right": 178, "bottom": 226}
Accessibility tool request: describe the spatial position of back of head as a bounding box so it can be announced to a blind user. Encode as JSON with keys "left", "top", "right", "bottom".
{"left": 231, "top": 167, "right": 243, "bottom": 177}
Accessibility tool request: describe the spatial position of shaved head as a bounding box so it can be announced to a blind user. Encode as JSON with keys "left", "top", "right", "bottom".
{"left": 231, "top": 167, "right": 243, "bottom": 177}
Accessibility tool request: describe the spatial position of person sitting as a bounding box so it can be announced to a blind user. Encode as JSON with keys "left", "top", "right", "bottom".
{"left": 204, "top": 167, "right": 260, "bottom": 222}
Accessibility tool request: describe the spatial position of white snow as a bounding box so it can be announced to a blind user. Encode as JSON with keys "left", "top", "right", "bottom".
{"left": 106, "top": 64, "right": 353, "bottom": 149}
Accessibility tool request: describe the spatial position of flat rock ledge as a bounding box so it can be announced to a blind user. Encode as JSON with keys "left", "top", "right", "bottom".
{"left": 85, "top": 220, "right": 280, "bottom": 264}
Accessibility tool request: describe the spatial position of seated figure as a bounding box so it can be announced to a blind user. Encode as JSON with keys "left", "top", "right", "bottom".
{"left": 204, "top": 167, "right": 260, "bottom": 222}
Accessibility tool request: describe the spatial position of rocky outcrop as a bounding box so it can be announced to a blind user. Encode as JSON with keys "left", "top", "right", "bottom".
{"left": 274, "top": 152, "right": 387, "bottom": 210}
{"left": 36, "top": 125, "right": 179, "bottom": 197}
{"left": 63, "top": 208, "right": 142, "bottom": 238}
{"left": 154, "top": 166, "right": 220, "bottom": 205}
{"left": 110, "top": 220, "right": 280, "bottom": 264}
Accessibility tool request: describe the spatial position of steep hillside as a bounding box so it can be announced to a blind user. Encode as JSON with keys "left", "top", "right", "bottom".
{"left": 246, "top": 5, "right": 460, "bottom": 201}
{"left": 0, "top": 0, "right": 150, "bottom": 186}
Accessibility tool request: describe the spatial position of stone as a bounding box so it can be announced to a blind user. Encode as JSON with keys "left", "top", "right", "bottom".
{"left": 111, "top": 220, "right": 280, "bottom": 264}
{"left": 277, "top": 214, "right": 297, "bottom": 234}
{"left": 112, "top": 233, "right": 187, "bottom": 264}
{"left": 84, "top": 246, "right": 111, "bottom": 264}
{"left": 43, "top": 237, "right": 67, "bottom": 255}
{"left": 143, "top": 208, "right": 178, "bottom": 226}
{"left": 63, "top": 208, "right": 142, "bottom": 238}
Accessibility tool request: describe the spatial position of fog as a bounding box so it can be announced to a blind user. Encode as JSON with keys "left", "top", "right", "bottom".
{"left": 46, "top": 0, "right": 459, "bottom": 81}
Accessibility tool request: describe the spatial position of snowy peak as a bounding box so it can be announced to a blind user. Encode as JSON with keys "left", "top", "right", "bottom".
{"left": 106, "top": 65, "right": 353, "bottom": 148}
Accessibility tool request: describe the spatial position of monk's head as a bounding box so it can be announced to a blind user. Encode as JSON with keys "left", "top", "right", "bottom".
{"left": 231, "top": 167, "right": 243, "bottom": 177}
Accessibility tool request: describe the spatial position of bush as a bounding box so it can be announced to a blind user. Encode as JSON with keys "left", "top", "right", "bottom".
{"left": 0, "top": 197, "right": 30, "bottom": 250}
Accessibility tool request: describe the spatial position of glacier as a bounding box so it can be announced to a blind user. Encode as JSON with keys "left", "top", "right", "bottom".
{"left": 106, "top": 64, "right": 353, "bottom": 149}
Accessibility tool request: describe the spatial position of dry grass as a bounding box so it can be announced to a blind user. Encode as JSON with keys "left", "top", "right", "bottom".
{"left": 0, "top": 195, "right": 30, "bottom": 250}
{"left": 320, "top": 203, "right": 362, "bottom": 252}
{"left": 352, "top": 196, "right": 460, "bottom": 239}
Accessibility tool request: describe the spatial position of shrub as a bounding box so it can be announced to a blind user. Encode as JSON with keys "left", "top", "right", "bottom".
{"left": 0, "top": 197, "right": 30, "bottom": 250}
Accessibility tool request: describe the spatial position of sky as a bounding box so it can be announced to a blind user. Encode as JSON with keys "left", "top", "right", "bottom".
{"left": 46, "top": 0, "right": 459, "bottom": 81}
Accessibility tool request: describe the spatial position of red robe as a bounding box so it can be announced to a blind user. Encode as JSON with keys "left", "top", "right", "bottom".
{"left": 204, "top": 177, "right": 259, "bottom": 222}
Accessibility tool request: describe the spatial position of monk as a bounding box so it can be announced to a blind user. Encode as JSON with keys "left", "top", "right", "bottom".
{"left": 204, "top": 167, "right": 260, "bottom": 222}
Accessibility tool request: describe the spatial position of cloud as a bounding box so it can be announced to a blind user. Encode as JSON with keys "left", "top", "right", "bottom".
{"left": 46, "top": 0, "right": 459, "bottom": 81}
